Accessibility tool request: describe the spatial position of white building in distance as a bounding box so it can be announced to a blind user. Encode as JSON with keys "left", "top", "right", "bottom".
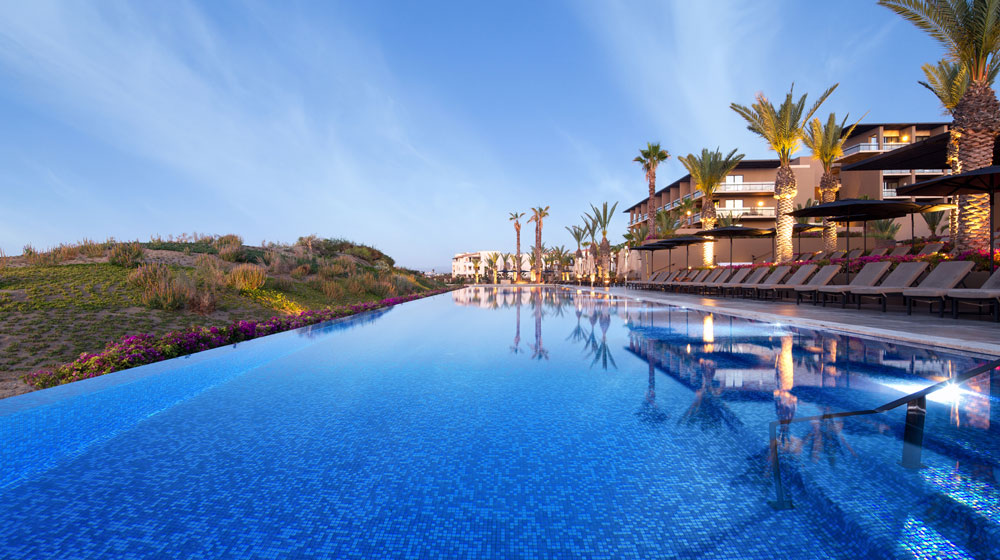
{"left": 451, "top": 251, "right": 531, "bottom": 279}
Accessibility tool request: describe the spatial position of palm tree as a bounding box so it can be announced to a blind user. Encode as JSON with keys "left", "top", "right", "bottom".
{"left": 511, "top": 289, "right": 523, "bottom": 354}
{"left": 676, "top": 197, "right": 698, "bottom": 227}
{"left": 922, "top": 210, "right": 946, "bottom": 237}
{"left": 528, "top": 206, "right": 550, "bottom": 283}
{"left": 530, "top": 289, "right": 548, "bottom": 360}
{"left": 471, "top": 255, "right": 482, "bottom": 284}
{"left": 582, "top": 216, "right": 599, "bottom": 278}
{"left": 566, "top": 225, "right": 585, "bottom": 258}
{"left": 509, "top": 211, "right": 525, "bottom": 281}
{"left": 920, "top": 59, "right": 969, "bottom": 239}
{"left": 678, "top": 147, "right": 745, "bottom": 265}
{"left": 487, "top": 252, "right": 501, "bottom": 284}
{"left": 803, "top": 113, "right": 862, "bottom": 252}
{"left": 655, "top": 209, "right": 680, "bottom": 238}
{"left": 732, "top": 84, "right": 837, "bottom": 262}
{"left": 590, "top": 201, "right": 619, "bottom": 281}
{"left": 624, "top": 223, "right": 649, "bottom": 248}
{"left": 634, "top": 142, "right": 670, "bottom": 235}
{"left": 881, "top": 0, "right": 1000, "bottom": 252}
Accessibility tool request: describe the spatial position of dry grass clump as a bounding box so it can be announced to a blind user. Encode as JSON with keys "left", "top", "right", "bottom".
{"left": 186, "top": 289, "right": 217, "bottom": 315}
{"left": 262, "top": 249, "right": 291, "bottom": 275}
{"left": 290, "top": 264, "right": 311, "bottom": 279}
{"left": 128, "top": 263, "right": 172, "bottom": 289}
{"left": 215, "top": 234, "right": 244, "bottom": 262}
{"left": 0, "top": 247, "right": 8, "bottom": 270}
{"left": 79, "top": 239, "right": 107, "bottom": 258}
{"left": 320, "top": 280, "right": 343, "bottom": 299}
{"left": 229, "top": 263, "right": 267, "bottom": 291}
{"left": 127, "top": 263, "right": 192, "bottom": 310}
{"left": 194, "top": 254, "right": 227, "bottom": 291}
{"left": 108, "top": 242, "right": 144, "bottom": 268}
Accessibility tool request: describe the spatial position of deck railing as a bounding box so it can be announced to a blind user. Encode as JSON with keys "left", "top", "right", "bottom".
{"left": 767, "top": 357, "right": 1000, "bottom": 510}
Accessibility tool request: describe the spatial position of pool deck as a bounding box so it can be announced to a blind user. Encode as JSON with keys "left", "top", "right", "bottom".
{"left": 605, "top": 286, "right": 1000, "bottom": 357}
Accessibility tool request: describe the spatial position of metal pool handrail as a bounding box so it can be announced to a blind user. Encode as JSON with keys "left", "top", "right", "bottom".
{"left": 767, "top": 357, "right": 1000, "bottom": 510}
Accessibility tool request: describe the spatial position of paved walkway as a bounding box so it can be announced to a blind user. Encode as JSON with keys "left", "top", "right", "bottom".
{"left": 608, "top": 286, "right": 1000, "bottom": 357}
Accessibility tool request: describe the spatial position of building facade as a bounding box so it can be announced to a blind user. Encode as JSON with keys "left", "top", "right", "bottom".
{"left": 451, "top": 251, "right": 531, "bottom": 279}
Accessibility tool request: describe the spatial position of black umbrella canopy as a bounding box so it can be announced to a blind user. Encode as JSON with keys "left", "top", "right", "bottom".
{"left": 789, "top": 198, "right": 924, "bottom": 219}
{"left": 792, "top": 223, "right": 823, "bottom": 234}
{"left": 656, "top": 235, "right": 709, "bottom": 246}
{"left": 695, "top": 226, "right": 774, "bottom": 238}
{"left": 896, "top": 165, "right": 1000, "bottom": 197}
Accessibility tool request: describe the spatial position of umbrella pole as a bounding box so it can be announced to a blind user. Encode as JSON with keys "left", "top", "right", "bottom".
{"left": 846, "top": 220, "right": 851, "bottom": 283}
{"left": 798, "top": 232, "right": 802, "bottom": 256}
{"left": 911, "top": 212, "right": 915, "bottom": 246}
{"left": 730, "top": 237, "right": 734, "bottom": 266}
{"left": 991, "top": 189, "right": 995, "bottom": 274}
{"left": 863, "top": 222, "right": 867, "bottom": 253}
{"left": 686, "top": 245, "right": 690, "bottom": 269}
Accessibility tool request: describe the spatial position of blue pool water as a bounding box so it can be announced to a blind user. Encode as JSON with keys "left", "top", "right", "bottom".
{"left": 1, "top": 287, "right": 997, "bottom": 559}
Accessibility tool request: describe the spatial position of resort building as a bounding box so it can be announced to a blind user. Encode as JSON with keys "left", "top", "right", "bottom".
{"left": 835, "top": 122, "right": 950, "bottom": 200}
{"left": 451, "top": 251, "right": 530, "bottom": 279}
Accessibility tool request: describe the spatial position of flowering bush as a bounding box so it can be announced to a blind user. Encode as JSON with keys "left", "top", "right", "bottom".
{"left": 22, "top": 289, "right": 451, "bottom": 390}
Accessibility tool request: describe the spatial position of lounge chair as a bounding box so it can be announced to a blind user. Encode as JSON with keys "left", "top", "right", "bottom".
{"left": 849, "top": 262, "right": 929, "bottom": 312}
{"left": 947, "top": 268, "right": 1000, "bottom": 322}
{"left": 706, "top": 267, "right": 751, "bottom": 296}
{"left": 815, "top": 261, "right": 892, "bottom": 307}
{"left": 637, "top": 271, "right": 671, "bottom": 289}
{"left": 646, "top": 270, "right": 680, "bottom": 289}
{"left": 902, "top": 261, "right": 975, "bottom": 316}
{"left": 755, "top": 264, "right": 817, "bottom": 300}
{"left": 692, "top": 268, "right": 733, "bottom": 293}
{"left": 667, "top": 269, "right": 710, "bottom": 290}
{"left": 828, "top": 251, "right": 846, "bottom": 260}
{"left": 810, "top": 251, "right": 828, "bottom": 261}
{"left": 918, "top": 242, "right": 944, "bottom": 255}
{"left": 723, "top": 267, "right": 769, "bottom": 297}
{"left": 845, "top": 249, "right": 862, "bottom": 259}
{"left": 743, "top": 266, "right": 791, "bottom": 298}
{"left": 889, "top": 246, "right": 911, "bottom": 257}
{"left": 793, "top": 265, "right": 842, "bottom": 304}
{"left": 867, "top": 248, "right": 889, "bottom": 257}
{"left": 683, "top": 268, "right": 725, "bottom": 292}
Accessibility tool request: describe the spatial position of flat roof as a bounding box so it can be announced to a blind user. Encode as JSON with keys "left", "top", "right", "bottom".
{"left": 622, "top": 159, "right": 780, "bottom": 213}
{"left": 842, "top": 132, "right": 1000, "bottom": 170}
{"left": 845, "top": 122, "right": 949, "bottom": 139}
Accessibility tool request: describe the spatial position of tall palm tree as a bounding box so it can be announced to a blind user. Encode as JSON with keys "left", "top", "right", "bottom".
{"left": 471, "top": 255, "right": 482, "bottom": 284}
{"left": 881, "top": 0, "right": 1000, "bottom": 252}
{"left": 582, "top": 216, "right": 599, "bottom": 277}
{"left": 919, "top": 59, "right": 969, "bottom": 239}
{"left": 634, "top": 142, "right": 670, "bottom": 235}
{"left": 678, "top": 148, "right": 745, "bottom": 265}
{"left": 590, "top": 202, "right": 619, "bottom": 281}
{"left": 802, "top": 113, "right": 862, "bottom": 252}
{"left": 732, "top": 84, "right": 837, "bottom": 262}
{"left": 528, "top": 206, "right": 550, "bottom": 283}
{"left": 509, "top": 211, "right": 525, "bottom": 280}
{"left": 566, "top": 225, "right": 585, "bottom": 257}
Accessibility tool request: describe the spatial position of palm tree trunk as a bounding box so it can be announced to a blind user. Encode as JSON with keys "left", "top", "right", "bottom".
{"left": 954, "top": 81, "right": 1000, "bottom": 253}
{"left": 515, "top": 226, "right": 521, "bottom": 281}
{"left": 946, "top": 132, "right": 960, "bottom": 240}
{"left": 701, "top": 197, "right": 716, "bottom": 267}
{"left": 600, "top": 237, "right": 611, "bottom": 281}
{"left": 535, "top": 223, "right": 542, "bottom": 283}
{"left": 774, "top": 165, "right": 796, "bottom": 262}
{"left": 820, "top": 172, "right": 839, "bottom": 252}
{"left": 646, "top": 171, "right": 656, "bottom": 237}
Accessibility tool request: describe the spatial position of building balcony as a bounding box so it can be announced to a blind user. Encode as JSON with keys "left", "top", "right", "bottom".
{"left": 837, "top": 141, "right": 911, "bottom": 164}
{"left": 716, "top": 207, "right": 776, "bottom": 219}
{"left": 716, "top": 182, "right": 775, "bottom": 193}
{"left": 913, "top": 169, "right": 948, "bottom": 175}
{"left": 882, "top": 169, "right": 911, "bottom": 176}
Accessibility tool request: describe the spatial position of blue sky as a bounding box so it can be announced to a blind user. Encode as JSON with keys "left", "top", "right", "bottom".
{"left": 0, "top": 1, "right": 949, "bottom": 271}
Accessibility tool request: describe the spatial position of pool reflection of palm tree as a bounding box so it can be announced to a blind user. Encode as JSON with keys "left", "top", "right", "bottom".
{"left": 801, "top": 407, "right": 856, "bottom": 465}
{"left": 566, "top": 305, "right": 588, "bottom": 344}
{"left": 636, "top": 341, "right": 668, "bottom": 424}
{"left": 530, "top": 289, "right": 548, "bottom": 360}
{"left": 511, "top": 291, "right": 523, "bottom": 354}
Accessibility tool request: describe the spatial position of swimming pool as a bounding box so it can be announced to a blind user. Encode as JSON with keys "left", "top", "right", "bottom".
{"left": 1, "top": 287, "right": 997, "bottom": 559}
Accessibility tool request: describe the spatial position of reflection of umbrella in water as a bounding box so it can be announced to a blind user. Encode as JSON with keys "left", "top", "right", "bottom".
{"left": 695, "top": 226, "right": 774, "bottom": 265}
{"left": 899, "top": 166, "right": 1000, "bottom": 272}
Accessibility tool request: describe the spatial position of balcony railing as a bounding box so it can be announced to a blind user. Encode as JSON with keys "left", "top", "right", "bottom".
{"left": 716, "top": 207, "right": 776, "bottom": 218}
{"left": 883, "top": 188, "right": 899, "bottom": 198}
{"left": 717, "top": 182, "right": 775, "bottom": 193}
{"left": 882, "top": 169, "right": 911, "bottom": 176}
{"left": 841, "top": 141, "right": 910, "bottom": 157}
{"left": 913, "top": 169, "right": 948, "bottom": 175}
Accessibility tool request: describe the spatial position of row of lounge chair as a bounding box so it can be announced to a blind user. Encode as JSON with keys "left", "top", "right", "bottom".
{"left": 789, "top": 242, "right": 943, "bottom": 262}
{"left": 630, "top": 260, "right": 1000, "bottom": 321}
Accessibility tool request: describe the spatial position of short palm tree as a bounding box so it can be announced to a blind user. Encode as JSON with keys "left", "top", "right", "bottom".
{"left": 624, "top": 223, "right": 649, "bottom": 248}
{"left": 634, "top": 142, "right": 670, "bottom": 235}
{"left": 471, "top": 255, "right": 482, "bottom": 284}
{"left": 655, "top": 209, "right": 680, "bottom": 238}
{"left": 582, "top": 216, "right": 599, "bottom": 277}
{"left": 881, "top": 0, "right": 1000, "bottom": 252}
{"left": 503, "top": 252, "right": 515, "bottom": 280}
{"left": 528, "top": 206, "right": 550, "bottom": 282}
{"left": 676, "top": 197, "right": 698, "bottom": 227}
{"left": 566, "top": 225, "right": 585, "bottom": 258}
{"left": 802, "top": 114, "right": 861, "bottom": 251}
{"left": 920, "top": 60, "right": 970, "bottom": 238}
{"left": 732, "top": 84, "right": 837, "bottom": 262}
{"left": 922, "top": 210, "right": 946, "bottom": 237}
{"left": 678, "top": 147, "right": 745, "bottom": 265}
{"left": 487, "top": 252, "right": 501, "bottom": 284}
{"left": 590, "top": 202, "right": 619, "bottom": 281}
{"left": 509, "top": 211, "right": 525, "bottom": 280}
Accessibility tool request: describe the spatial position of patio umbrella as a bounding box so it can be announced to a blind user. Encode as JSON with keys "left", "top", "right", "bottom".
{"left": 791, "top": 199, "right": 925, "bottom": 281}
{"left": 695, "top": 226, "right": 774, "bottom": 266}
{"left": 781, "top": 223, "right": 823, "bottom": 256}
{"left": 633, "top": 240, "right": 685, "bottom": 275}
{"left": 899, "top": 167, "right": 999, "bottom": 272}
{"left": 658, "top": 236, "right": 708, "bottom": 269}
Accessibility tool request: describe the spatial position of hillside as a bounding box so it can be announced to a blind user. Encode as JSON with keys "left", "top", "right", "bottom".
{"left": 0, "top": 234, "right": 445, "bottom": 398}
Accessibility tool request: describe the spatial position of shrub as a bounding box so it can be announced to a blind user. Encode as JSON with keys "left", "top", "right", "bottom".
{"left": 109, "top": 242, "right": 144, "bottom": 268}
{"left": 229, "top": 263, "right": 267, "bottom": 291}
{"left": 194, "top": 254, "right": 227, "bottom": 291}
{"left": 321, "top": 280, "right": 343, "bottom": 299}
{"left": 267, "top": 275, "right": 294, "bottom": 292}
{"left": 263, "top": 250, "right": 290, "bottom": 275}
{"left": 367, "top": 279, "right": 397, "bottom": 298}
{"left": 141, "top": 274, "right": 193, "bottom": 311}
{"left": 128, "top": 263, "right": 172, "bottom": 290}
{"left": 187, "top": 290, "right": 217, "bottom": 315}
{"left": 392, "top": 274, "right": 419, "bottom": 295}
{"left": 290, "top": 264, "right": 312, "bottom": 279}
{"left": 215, "top": 234, "right": 244, "bottom": 262}
{"left": 79, "top": 239, "right": 107, "bottom": 258}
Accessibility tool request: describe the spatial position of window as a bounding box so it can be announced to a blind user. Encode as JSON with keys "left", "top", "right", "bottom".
{"left": 725, "top": 175, "right": 743, "bottom": 184}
